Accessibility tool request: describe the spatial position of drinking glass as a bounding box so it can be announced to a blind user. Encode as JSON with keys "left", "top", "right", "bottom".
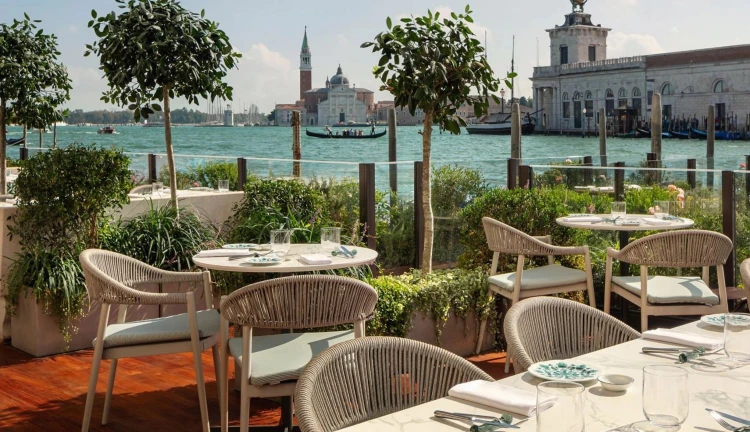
{"left": 724, "top": 313, "right": 750, "bottom": 363}
{"left": 611, "top": 201, "right": 626, "bottom": 219}
{"left": 654, "top": 200, "right": 670, "bottom": 219}
{"left": 320, "top": 227, "right": 341, "bottom": 254}
{"left": 536, "top": 381, "right": 584, "bottom": 432}
{"left": 642, "top": 365, "right": 688, "bottom": 428}
{"left": 270, "top": 229, "right": 291, "bottom": 257}
{"left": 218, "top": 179, "right": 229, "bottom": 192}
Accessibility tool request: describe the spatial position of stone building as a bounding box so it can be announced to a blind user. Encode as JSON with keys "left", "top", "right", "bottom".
{"left": 532, "top": 0, "right": 750, "bottom": 133}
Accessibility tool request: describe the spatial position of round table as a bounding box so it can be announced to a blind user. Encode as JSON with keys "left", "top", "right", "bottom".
{"left": 193, "top": 244, "right": 378, "bottom": 273}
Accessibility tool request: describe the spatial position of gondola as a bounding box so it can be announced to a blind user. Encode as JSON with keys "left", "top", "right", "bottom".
{"left": 691, "top": 128, "right": 708, "bottom": 139}
{"left": 670, "top": 130, "right": 690, "bottom": 140}
{"left": 6, "top": 137, "right": 25, "bottom": 146}
{"left": 306, "top": 129, "right": 387, "bottom": 139}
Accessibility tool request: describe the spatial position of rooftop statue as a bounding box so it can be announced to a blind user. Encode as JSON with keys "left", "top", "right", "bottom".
{"left": 571, "top": 0, "right": 587, "bottom": 12}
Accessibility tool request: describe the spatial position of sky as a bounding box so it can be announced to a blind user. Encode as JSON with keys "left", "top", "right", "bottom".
{"left": 2, "top": 0, "right": 750, "bottom": 113}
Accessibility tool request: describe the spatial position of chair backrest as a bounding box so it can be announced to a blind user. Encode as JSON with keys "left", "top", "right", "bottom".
{"left": 220, "top": 275, "right": 378, "bottom": 330}
{"left": 294, "top": 336, "right": 492, "bottom": 432}
{"left": 482, "top": 217, "right": 555, "bottom": 256}
{"left": 616, "top": 230, "right": 733, "bottom": 268}
{"left": 505, "top": 297, "right": 641, "bottom": 373}
{"left": 742, "top": 259, "right": 750, "bottom": 290}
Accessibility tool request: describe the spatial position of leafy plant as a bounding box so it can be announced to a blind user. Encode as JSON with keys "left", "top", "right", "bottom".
{"left": 363, "top": 5, "right": 509, "bottom": 275}
{"left": 0, "top": 14, "right": 71, "bottom": 194}
{"left": 87, "top": 0, "right": 241, "bottom": 211}
{"left": 5, "top": 145, "right": 131, "bottom": 342}
{"left": 189, "top": 160, "right": 239, "bottom": 190}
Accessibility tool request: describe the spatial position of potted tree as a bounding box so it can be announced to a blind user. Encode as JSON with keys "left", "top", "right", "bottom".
{"left": 86, "top": 0, "right": 241, "bottom": 211}
{"left": 362, "top": 6, "right": 513, "bottom": 275}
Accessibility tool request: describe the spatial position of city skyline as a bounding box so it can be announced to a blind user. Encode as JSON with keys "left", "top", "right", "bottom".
{"left": 2, "top": 0, "right": 749, "bottom": 113}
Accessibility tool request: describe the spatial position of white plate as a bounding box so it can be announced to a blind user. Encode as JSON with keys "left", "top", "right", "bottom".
{"left": 244, "top": 257, "right": 283, "bottom": 266}
{"left": 222, "top": 243, "right": 258, "bottom": 250}
{"left": 528, "top": 360, "right": 602, "bottom": 382}
{"left": 701, "top": 313, "right": 750, "bottom": 327}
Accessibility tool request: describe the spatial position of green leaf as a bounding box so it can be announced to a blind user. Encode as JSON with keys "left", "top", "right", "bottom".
{"left": 386, "top": 16, "right": 392, "bottom": 29}
{"left": 91, "top": 9, "right": 97, "bottom": 19}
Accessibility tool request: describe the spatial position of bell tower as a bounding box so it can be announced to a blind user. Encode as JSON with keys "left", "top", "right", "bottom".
{"left": 548, "top": 0, "right": 610, "bottom": 66}
{"left": 299, "top": 27, "right": 312, "bottom": 100}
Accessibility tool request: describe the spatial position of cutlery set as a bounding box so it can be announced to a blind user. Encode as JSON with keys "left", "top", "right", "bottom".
{"left": 707, "top": 408, "right": 750, "bottom": 431}
{"left": 434, "top": 410, "right": 526, "bottom": 431}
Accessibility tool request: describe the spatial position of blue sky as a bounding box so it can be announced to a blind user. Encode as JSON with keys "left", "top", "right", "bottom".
{"left": 2, "top": 0, "right": 749, "bottom": 113}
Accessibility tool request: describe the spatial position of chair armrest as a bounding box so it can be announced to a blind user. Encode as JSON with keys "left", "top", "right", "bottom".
{"left": 533, "top": 235, "right": 552, "bottom": 244}
{"left": 548, "top": 244, "right": 589, "bottom": 256}
{"left": 606, "top": 247, "right": 621, "bottom": 259}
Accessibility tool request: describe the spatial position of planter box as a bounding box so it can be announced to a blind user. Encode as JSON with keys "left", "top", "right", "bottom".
{"left": 406, "top": 310, "right": 495, "bottom": 357}
{"left": 11, "top": 282, "right": 210, "bottom": 357}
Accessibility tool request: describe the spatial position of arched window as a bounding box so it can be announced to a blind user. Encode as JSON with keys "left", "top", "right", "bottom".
{"left": 633, "top": 88, "right": 642, "bottom": 97}
{"left": 585, "top": 91, "right": 593, "bottom": 100}
{"left": 573, "top": 92, "right": 582, "bottom": 100}
{"left": 606, "top": 89, "right": 614, "bottom": 99}
{"left": 619, "top": 88, "right": 627, "bottom": 98}
{"left": 661, "top": 83, "right": 672, "bottom": 95}
{"left": 605, "top": 89, "right": 615, "bottom": 115}
{"left": 563, "top": 92, "right": 569, "bottom": 101}
{"left": 632, "top": 88, "right": 643, "bottom": 116}
{"left": 714, "top": 79, "right": 725, "bottom": 93}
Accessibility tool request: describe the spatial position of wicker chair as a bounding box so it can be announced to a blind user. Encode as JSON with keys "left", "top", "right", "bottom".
{"left": 604, "top": 230, "right": 734, "bottom": 332}
{"left": 129, "top": 184, "right": 154, "bottom": 195}
{"left": 218, "top": 275, "right": 378, "bottom": 432}
{"left": 294, "top": 336, "right": 492, "bottom": 432}
{"left": 80, "top": 249, "right": 218, "bottom": 432}
{"left": 505, "top": 297, "right": 641, "bottom": 374}
{"left": 476, "top": 217, "right": 596, "bottom": 372}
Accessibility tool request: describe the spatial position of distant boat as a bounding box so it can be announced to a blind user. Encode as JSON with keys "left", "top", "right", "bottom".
{"left": 306, "top": 129, "right": 387, "bottom": 139}
{"left": 6, "top": 137, "right": 25, "bottom": 146}
{"left": 716, "top": 130, "right": 743, "bottom": 141}
{"left": 671, "top": 130, "right": 690, "bottom": 140}
{"left": 98, "top": 126, "right": 116, "bottom": 134}
{"left": 691, "top": 128, "right": 708, "bottom": 139}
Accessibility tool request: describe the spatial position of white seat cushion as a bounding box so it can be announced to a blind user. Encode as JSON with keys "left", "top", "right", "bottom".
{"left": 229, "top": 330, "right": 354, "bottom": 386}
{"left": 488, "top": 264, "right": 587, "bottom": 292}
{"left": 97, "top": 309, "right": 220, "bottom": 349}
{"left": 612, "top": 276, "right": 720, "bottom": 305}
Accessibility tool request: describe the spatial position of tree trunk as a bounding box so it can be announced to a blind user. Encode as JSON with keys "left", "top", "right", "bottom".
{"left": 420, "top": 111, "right": 434, "bottom": 277}
{"left": 163, "top": 85, "right": 178, "bottom": 214}
{"left": 0, "top": 100, "right": 7, "bottom": 196}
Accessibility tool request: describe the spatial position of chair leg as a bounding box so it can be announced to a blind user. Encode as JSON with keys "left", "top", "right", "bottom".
{"left": 504, "top": 351, "right": 512, "bottom": 374}
{"left": 101, "top": 359, "right": 118, "bottom": 425}
{"left": 641, "top": 311, "right": 649, "bottom": 333}
{"left": 240, "top": 327, "right": 251, "bottom": 432}
{"left": 212, "top": 345, "right": 221, "bottom": 404}
{"left": 187, "top": 293, "right": 210, "bottom": 432}
{"left": 82, "top": 305, "right": 110, "bottom": 432}
{"left": 475, "top": 292, "right": 495, "bottom": 354}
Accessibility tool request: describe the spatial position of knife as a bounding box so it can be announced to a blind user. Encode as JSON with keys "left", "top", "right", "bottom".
{"left": 434, "top": 411, "right": 520, "bottom": 430}
{"left": 707, "top": 408, "right": 750, "bottom": 426}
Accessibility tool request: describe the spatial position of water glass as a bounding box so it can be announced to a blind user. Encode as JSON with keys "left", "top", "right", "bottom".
{"left": 642, "top": 365, "right": 688, "bottom": 428}
{"left": 218, "top": 179, "right": 229, "bottom": 192}
{"left": 654, "top": 200, "right": 670, "bottom": 219}
{"left": 536, "top": 381, "right": 585, "bottom": 432}
{"left": 270, "top": 229, "right": 291, "bottom": 257}
{"left": 724, "top": 313, "right": 750, "bottom": 363}
{"left": 610, "top": 201, "right": 626, "bottom": 218}
{"left": 320, "top": 227, "right": 341, "bottom": 254}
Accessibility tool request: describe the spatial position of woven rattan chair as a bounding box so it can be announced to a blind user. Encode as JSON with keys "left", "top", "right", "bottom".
{"left": 505, "top": 297, "right": 641, "bottom": 374}
{"left": 218, "top": 275, "right": 378, "bottom": 432}
{"left": 80, "top": 249, "right": 219, "bottom": 432}
{"left": 742, "top": 259, "right": 750, "bottom": 291}
{"left": 129, "top": 184, "right": 154, "bottom": 195}
{"left": 476, "top": 217, "right": 596, "bottom": 371}
{"left": 294, "top": 336, "right": 492, "bottom": 432}
{"left": 604, "top": 230, "right": 734, "bottom": 332}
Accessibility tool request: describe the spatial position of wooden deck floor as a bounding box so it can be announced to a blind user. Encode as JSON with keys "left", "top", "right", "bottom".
{"left": 0, "top": 342, "right": 511, "bottom": 431}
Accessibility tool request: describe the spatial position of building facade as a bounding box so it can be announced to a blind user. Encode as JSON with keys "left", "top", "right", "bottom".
{"left": 532, "top": 0, "right": 750, "bottom": 132}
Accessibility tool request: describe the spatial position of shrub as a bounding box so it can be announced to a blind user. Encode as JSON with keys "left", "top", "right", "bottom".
{"left": 375, "top": 193, "right": 416, "bottom": 269}
{"left": 189, "top": 160, "right": 239, "bottom": 190}
{"left": 431, "top": 164, "right": 488, "bottom": 217}
{"left": 6, "top": 145, "right": 131, "bottom": 342}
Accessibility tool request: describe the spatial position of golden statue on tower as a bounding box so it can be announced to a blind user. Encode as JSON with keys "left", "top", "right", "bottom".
{"left": 571, "top": 0, "right": 587, "bottom": 12}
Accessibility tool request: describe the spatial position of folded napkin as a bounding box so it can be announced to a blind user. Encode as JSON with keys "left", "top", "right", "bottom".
{"left": 448, "top": 380, "right": 556, "bottom": 417}
{"left": 563, "top": 216, "right": 602, "bottom": 223}
{"left": 641, "top": 217, "right": 671, "bottom": 226}
{"left": 642, "top": 328, "right": 723, "bottom": 350}
{"left": 298, "top": 254, "right": 333, "bottom": 265}
{"left": 195, "top": 249, "right": 250, "bottom": 258}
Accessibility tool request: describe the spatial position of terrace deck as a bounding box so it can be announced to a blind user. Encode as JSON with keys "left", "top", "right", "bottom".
{"left": 0, "top": 343, "right": 511, "bottom": 431}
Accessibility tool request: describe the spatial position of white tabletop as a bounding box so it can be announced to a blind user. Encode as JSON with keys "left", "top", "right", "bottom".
{"left": 339, "top": 321, "right": 750, "bottom": 432}
{"left": 193, "top": 244, "right": 378, "bottom": 273}
{"left": 556, "top": 214, "right": 695, "bottom": 232}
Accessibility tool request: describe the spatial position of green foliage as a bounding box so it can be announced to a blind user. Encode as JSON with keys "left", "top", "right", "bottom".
{"left": 189, "top": 161, "right": 239, "bottom": 190}
{"left": 432, "top": 164, "right": 488, "bottom": 217}
{"left": 6, "top": 145, "right": 132, "bottom": 342}
{"left": 365, "top": 274, "right": 419, "bottom": 337}
{"left": 100, "top": 205, "right": 217, "bottom": 272}
{"left": 376, "top": 193, "right": 416, "bottom": 269}
{"left": 362, "top": 6, "right": 506, "bottom": 133}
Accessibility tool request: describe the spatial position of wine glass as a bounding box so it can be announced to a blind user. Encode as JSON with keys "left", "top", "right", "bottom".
{"left": 536, "top": 381, "right": 584, "bottom": 432}
{"left": 270, "top": 229, "right": 291, "bottom": 257}
{"left": 724, "top": 313, "right": 750, "bottom": 363}
{"left": 642, "top": 365, "right": 689, "bottom": 428}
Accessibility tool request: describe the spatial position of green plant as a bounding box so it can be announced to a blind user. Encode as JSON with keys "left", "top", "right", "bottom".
{"left": 6, "top": 145, "right": 131, "bottom": 342}
{"left": 363, "top": 6, "right": 508, "bottom": 275}
{"left": 1, "top": 14, "right": 71, "bottom": 194}
{"left": 432, "top": 164, "right": 488, "bottom": 217}
{"left": 100, "top": 204, "right": 217, "bottom": 272}
{"left": 376, "top": 192, "right": 416, "bottom": 269}
{"left": 87, "top": 0, "right": 241, "bottom": 210}
{"left": 189, "top": 160, "right": 239, "bottom": 190}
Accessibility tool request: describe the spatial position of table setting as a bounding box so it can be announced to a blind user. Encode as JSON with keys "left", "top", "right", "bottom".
{"left": 558, "top": 201, "right": 693, "bottom": 232}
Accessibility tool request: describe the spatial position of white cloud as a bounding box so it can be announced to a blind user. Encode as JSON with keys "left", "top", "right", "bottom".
{"left": 65, "top": 66, "right": 108, "bottom": 110}
{"left": 607, "top": 32, "right": 664, "bottom": 57}
{"left": 670, "top": 26, "right": 680, "bottom": 33}
{"left": 226, "top": 43, "right": 297, "bottom": 111}
{"left": 394, "top": 6, "right": 492, "bottom": 42}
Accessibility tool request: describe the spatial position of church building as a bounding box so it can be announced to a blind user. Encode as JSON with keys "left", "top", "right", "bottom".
{"left": 532, "top": 0, "right": 750, "bottom": 133}
{"left": 275, "top": 28, "right": 375, "bottom": 126}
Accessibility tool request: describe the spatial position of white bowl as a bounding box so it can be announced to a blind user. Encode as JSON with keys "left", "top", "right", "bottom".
{"left": 598, "top": 374, "right": 634, "bottom": 392}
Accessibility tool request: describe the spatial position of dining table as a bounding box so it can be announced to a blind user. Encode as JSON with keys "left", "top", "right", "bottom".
{"left": 338, "top": 320, "right": 750, "bottom": 432}
{"left": 193, "top": 243, "right": 378, "bottom": 432}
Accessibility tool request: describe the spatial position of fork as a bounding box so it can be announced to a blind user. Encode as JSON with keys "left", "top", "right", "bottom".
{"left": 708, "top": 408, "right": 750, "bottom": 431}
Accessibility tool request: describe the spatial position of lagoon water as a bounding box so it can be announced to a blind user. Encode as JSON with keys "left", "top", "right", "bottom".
{"left": 6, "top": 124, "right": 747, "bottom": 190}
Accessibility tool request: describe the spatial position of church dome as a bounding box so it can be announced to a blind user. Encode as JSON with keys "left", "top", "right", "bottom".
{"left": 329, "top": 64, "right": 349, "bottom": 86}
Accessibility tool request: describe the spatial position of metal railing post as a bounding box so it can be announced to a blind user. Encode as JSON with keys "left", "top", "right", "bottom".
{"left": 687, "top": 159, "right": 697, "bottom": 189}
{"left": 359, "top": 163, "right": 377, "bottom": 251}
{"left": 722, "top": 170, "right": 737, "bottom": 288}
{"left": 147, "top": 153, "right": 157, "bottom": 183}
{"left": 237, "top": 157, "right": 247, "bottom": 191}
{"left": 583, "top": 155, "right": 593, "bottom": 186}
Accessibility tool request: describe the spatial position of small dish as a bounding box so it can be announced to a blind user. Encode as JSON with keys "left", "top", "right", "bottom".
{"left": 597, "top": 374, "right": 634, "bottom": 392}
{"left": 244, "top": 257, "right": 283, "bottom": 266}
{"left": 527, "top": 360, "right": 601, "bottom": 382}
{"left": 701, "top": 313, "right": 750, "bottom": 327}
{"left": 222, "top": 243, "right": 258, "bottom": 250}
{"left": 257, "top": 244, "right": 272, "bottom": 251}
